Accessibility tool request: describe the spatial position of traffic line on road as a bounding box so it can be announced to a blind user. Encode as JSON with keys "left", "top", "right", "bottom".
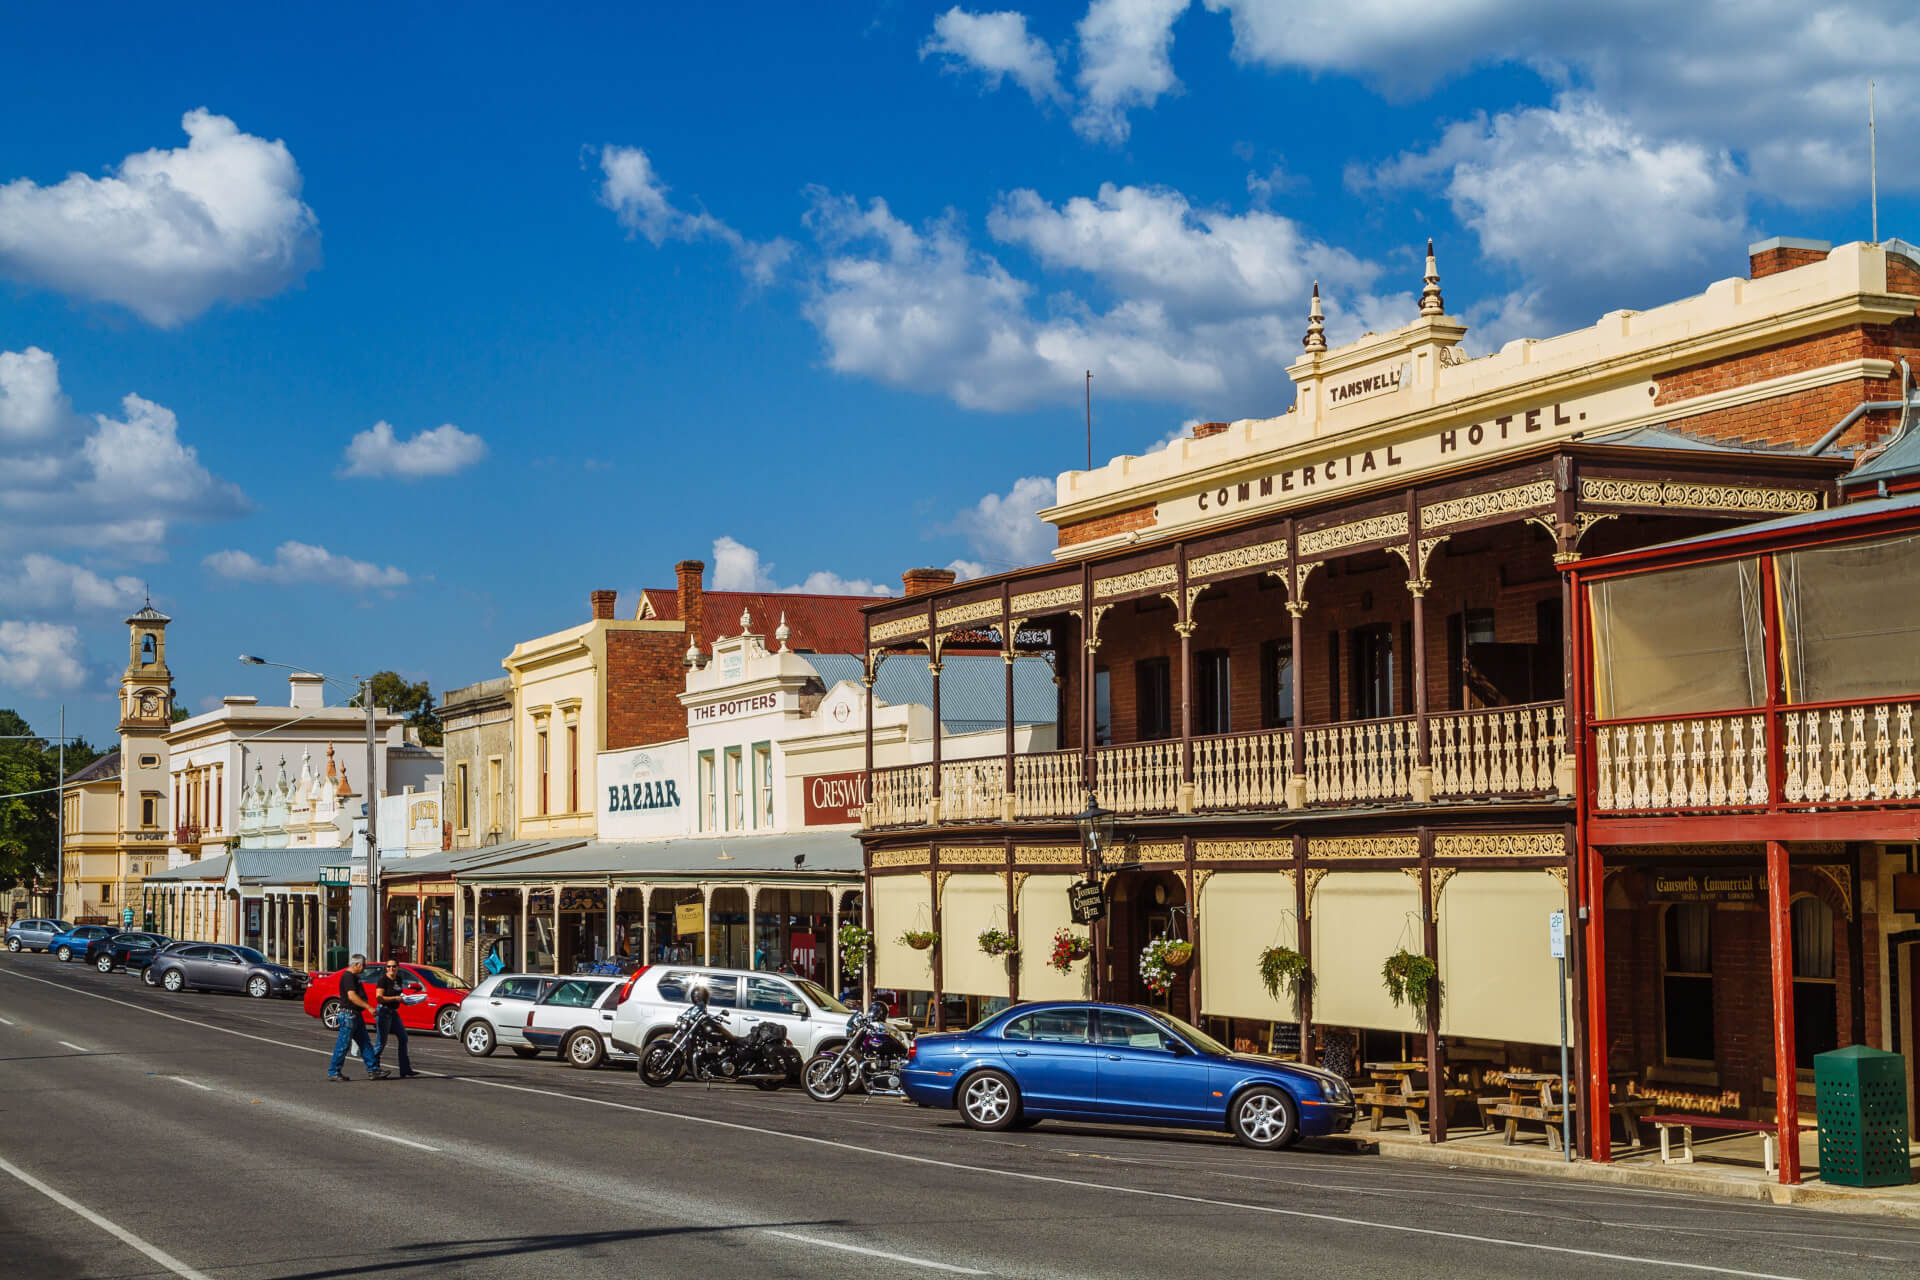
{"left": 355, "top": 1128, "right": 439, "bottom": 1152}
{"left": 0, "top": 1152, "right": 214, "bottom": 1280}
{"left": 0, "top": 1014, "right": 14, "bottom": 1025}
{"left": 0, "top": 966, "right": 1814, "bottom": 1280}
{"left": 766, "top": 1230, "right": 986, "bottom": 1274}
{"left": 170, "top": 1077, "right": 214, "bottom": 1092}
{"left": 58, "top": 1040, "right": 90, "bottom": 1053}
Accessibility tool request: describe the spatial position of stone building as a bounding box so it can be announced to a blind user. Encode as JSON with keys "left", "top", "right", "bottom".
{"left": 440, "top": 676, "right": 513, "bottom": 849}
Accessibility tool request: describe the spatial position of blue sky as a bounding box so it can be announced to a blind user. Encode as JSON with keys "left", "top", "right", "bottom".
{"left": 4, "top": 1, "right": 1917, "bottom": 743}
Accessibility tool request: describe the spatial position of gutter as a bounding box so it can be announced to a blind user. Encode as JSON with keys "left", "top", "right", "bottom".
{"left": 1808, "top": 357, "right": 1918, "bottom": 455}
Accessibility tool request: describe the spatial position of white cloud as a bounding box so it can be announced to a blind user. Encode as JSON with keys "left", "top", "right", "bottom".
{"left": 0, "top": 109, "right": 319, "bottom": 327}
{"left": 0, "top": 555, "right": 144, "bottom": 614}
{"left": 1073, "top": 0, "right": 1189, "bottom": 143}
{"left": 0, "top": 347, "right": 67, "bottom": 442}
{"left": 940, "top": 476, "right": 1057, "bottom": 573}
{"left": 922, "top": 8, "right": 1067, "bottom": 104}
{"left": 709, "top": 535, "right": 892, "bottom": 596}
{"left": 0, "top": 621, "right": 93, "bottom": 694}
{"left": 596, "top": 144, "right": 794, "bottom": 285}
{"left": 342, "top": 420, "right": 489, "bottom": 479}
{"left": 204, "top": 541, "right": 410, "bottom": 590}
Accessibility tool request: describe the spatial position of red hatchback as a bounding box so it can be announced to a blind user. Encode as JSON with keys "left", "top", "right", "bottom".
{"left": 304, "top": 962, "right": 472, "bottom": 1038}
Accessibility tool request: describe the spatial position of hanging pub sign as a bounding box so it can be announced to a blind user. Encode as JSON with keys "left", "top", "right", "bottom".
{"left": 674, "top": 901, "right": 705, "bottom": 937}
{"left": 1648, "top": 868, "right": 1762, "bottom": 903}
{"left": 1068, "top": 878, "right": 1106, "bottom": 925}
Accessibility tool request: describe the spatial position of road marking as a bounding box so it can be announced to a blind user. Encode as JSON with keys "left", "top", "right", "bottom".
{"left": 170, "top": 1077, "right": 214, "bottom": 1092}
{"left": 766, "top": 1230, "right": 986, "bottom": 1274}
{"left": 0, "top": 1153, "right": 214, "bottom": 1280}
{"left": 58, "top": 1041, "right": 90, "bottom": 1053}
{"left": 0, "top": 966, "right": 1816, "bottom": 1279}
{"left": 355, "top": 1128, "right": 438, "bottom": 1152}
{"left": 0, "top": 1015, "right": 14, "bottom": 1025}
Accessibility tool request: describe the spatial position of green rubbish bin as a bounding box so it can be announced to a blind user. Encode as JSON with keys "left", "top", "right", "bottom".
{"left": 324, "top": 945, "right": 349, "bottom": 971}
{"left": 1814, "top": 1045, "right": 1911, "bottom": 1188}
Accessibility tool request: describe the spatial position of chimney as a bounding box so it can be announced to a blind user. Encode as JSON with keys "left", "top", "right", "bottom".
{"left": 1192, "top": 421, "right": 1231, "bottom": 440}
{"left": 589, "top": 589, "right": 618, "bottom": 620}
{"left": 1749, "top": 236, "right": 1831, "bottom": 280}
{"left": 288, "top": 673, "right": 325, "bottom": 711}
{"left": 901, "top": 567, "right": 957, "bottom": 597}
{"left": 675, "top": 559, "right": 705, "bottom": 646}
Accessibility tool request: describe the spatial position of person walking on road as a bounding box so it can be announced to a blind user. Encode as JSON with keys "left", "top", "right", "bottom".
{"left": 327, "top": 954, "right": 389, "bottom": 1081}
{"left": 373, "top": 958, "right": 417, "bottom": 1078}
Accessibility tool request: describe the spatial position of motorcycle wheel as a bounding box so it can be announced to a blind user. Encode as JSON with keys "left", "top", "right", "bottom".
{"left": 639, "top": 1042, "right": 681, "bottom": 1088}
{"left": 803, "top": 1053, "right": 849, "bottom": 1102}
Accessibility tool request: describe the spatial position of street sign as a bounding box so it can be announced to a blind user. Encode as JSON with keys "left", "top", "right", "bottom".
{"left": 1067, "top": 879, "right": 1105, "bottom": 925}
{"left": 1547, "top": 909, "right": 1566, "bottom": 959}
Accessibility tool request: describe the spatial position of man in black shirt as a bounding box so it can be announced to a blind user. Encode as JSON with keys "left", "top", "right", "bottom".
{"left": 373, "top": 959, "right": 417, "bottom": 1078}
{"left": 327, "top": 954, "right": 389, "bottom": 1080}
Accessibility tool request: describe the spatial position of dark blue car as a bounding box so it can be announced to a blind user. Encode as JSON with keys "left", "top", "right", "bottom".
{"left": 901, "top": 1001, "right": 1354, "bottom": 1151}
{"left": 48, "top": 925, "right": 117, "bottom": 963}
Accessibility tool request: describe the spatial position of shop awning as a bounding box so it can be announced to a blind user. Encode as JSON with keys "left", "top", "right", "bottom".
{"left": 453, "top": 832, "right": 864, "bottom": 882}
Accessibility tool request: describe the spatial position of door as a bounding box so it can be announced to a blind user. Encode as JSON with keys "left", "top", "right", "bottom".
{"left": 488, "top": 976, "right": 552, "bottom": 1044}
{"left": 997, "top": 1007, "right": 1099, "bottom": 1113}
{"left": 397, "top": 967, "right": 434, "bottom": 1030}
{"left": 1093, "top": 1008, "right": 1214, "bottom": 1123}
{"left": 202, "top": 947, "right": 246, "bottom": 991}
{"left": 740, "top": 976, "right": 811, "bottom": 1046}
{"left": 529, "top": 979, "right": 614, "bottom": 1047}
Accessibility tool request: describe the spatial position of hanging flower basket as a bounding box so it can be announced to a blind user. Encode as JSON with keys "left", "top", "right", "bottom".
{"left": 977, "top": 928, "right": 1017, "bottom": 957}
{"left": 1258, "top": 945, "right": 1312, "bottom": 1006}
{"left": 1139, "top": 936, "right": 1188, "bottom": 995}
{"left": 837, "top": 924, "right": 872, "bottom": 975}
{"left": 1049, "top": 927, "right": 1091, "bottom": 974}
{"left": 1380, "top": 948, "right": 1441, "bottom": 1024}
{"left": 899, "top": 929, "right": 939, "bottom": 951}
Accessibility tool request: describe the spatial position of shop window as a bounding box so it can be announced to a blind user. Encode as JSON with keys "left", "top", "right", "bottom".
{"left": 1591, "top": 557, "right": 1764, "bottom": 718}
{"left": 1195, "top": 650, "right": 1230, "bottom": 736}
{"left": 753, "top": 745, "right": 773, "bottom": 828}
{"left": 1777, "top": 532, "right": 1920, "bottom": 703}
{"left": 1093, "top": 668, "right": 1111, "bottom": 746}
{"left": 1349, "top": 624, "right": 1395, "bottom": 719}
{"left": 1662, "top": 904, "right": 1715, "bottom": 1063}
{"left": 697, "top": 752, "right": 716, "bottom": 832}
{"left": 725, "top": 749, "right": 744, "bottom": 831}
{"left": 1136, "top": 658, "right": 1172, "bottom": 741}
{"left": 1791, "top": 895, "right": 1838, "bottom": 1069}
{"left": 1260, "top": 638, "right": 1293, "bottom": 728}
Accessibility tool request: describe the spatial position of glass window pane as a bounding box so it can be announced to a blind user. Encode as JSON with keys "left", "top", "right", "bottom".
{"left": 1777, "top": 533, "right": 1920, "bottom": 703}
{"left": 1004, "top": 1009, "right": 1090, "bottom": 1043}
{"left": 1095, "top": 1010, "right": 1165, "bottom": 1048}
{"left": 1790, "top": 896, "right": 1835, "bottom": 979}
{"left": 1591, "top": 558, "right": 1765, "bottom": 718}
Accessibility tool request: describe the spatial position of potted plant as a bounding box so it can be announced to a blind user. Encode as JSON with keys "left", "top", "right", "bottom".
{"left": 1381, "top": 948, "right": 1441, "bottom": 1024}
{"left": 899, "top": 929, "right": 939, "bottom": 951}
{"left": 977, "top": 927, "right": 1017, "bottom": 957}
{"left": 1258, "top": 945, "right": 1311, "bottom": 1007}
{"left": 1140, "top": 936, "right": 1188, "bottom": 995}
{"left": 837, "top": 923, "right": 872, "bottom": 975}
{"left": 1049, "top": 927, "right": 1091, "bottom": 974}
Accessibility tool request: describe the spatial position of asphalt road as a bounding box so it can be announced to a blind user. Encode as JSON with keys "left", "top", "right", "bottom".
{"left": 3, "top": 954, "right": 1919, "bottom": 1280}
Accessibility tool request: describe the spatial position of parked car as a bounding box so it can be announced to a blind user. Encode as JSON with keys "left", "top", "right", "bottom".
{"left": 5, "top": 918, "right": 72, "bottom": 953}
{"left": 521, "top": 976, "right": 627, "bottom": 1068}
{"left": 90, "top": 932, "right": 171, "bottom": 972}
{"left": 140, "top": 941, "right": 193, "bottom": 986}
{"left": 304, "top": 961, "right": 471, "bottom": 1038}
{"left": 49, "top": 925, "right": 118, "bottom": 963}
{"left": 453, "top": 973, "right": 561, "bottom": 1057}
{"left": 150, "top": 944, "right": 310, "bottom": 999}
{"left": 607, "top": 966, "right": 862, "bottom": 1068}
{"left": 901, "top": 1002, "right": 1355, "bottom": 1151}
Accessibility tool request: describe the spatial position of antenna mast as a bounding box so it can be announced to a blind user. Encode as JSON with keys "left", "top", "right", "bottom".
{"left": 1084, "top": 370, "right": 1092, "bottom": 470}
{"left": 1870, "top": 80, "right": 1879, "bottom": 244}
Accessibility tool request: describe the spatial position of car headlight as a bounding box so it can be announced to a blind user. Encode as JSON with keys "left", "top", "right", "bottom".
{"left": 1320, "top": 1076, "right": 1351, "bottom": 1102}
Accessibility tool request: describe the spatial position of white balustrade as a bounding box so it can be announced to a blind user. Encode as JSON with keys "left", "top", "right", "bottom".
{"left": 1303, "top": 716, "right": 1414, "bottom": 804}
{"left": 866, "top": 763, "right": 930, "bottom": 827}
{"left": 1092, "top": 739, "right": 1182, "bottom": 815}
{"left": 1431, "top": 702, "right": 1568, "bottom": 798}
{"left": 938, "top": 757, "right": 1005, "bottom": 822}
{"left": 1192, "top": 729, "right": 1293, "bottom": 810}
{"left": 1780, "top": 700, "right": 1918, "bottom": 804}
{"left": 1592, "top": 714, "right": 1766, "bottom": 812}
{"left": 1012, "top": 749, "right": 1081, "bottom": 819}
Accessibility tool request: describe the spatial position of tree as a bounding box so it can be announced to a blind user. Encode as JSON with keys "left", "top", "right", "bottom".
{"left": 353, "top": 672, "right": 443, "bottom": 747}
{"left": 0, "top": 712, "right": 101, "bottom": 893}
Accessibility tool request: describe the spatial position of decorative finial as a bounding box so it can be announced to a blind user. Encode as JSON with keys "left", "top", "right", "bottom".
{"left": 1303, "top": 281, "right": 1326, "bottom": 352}
{"left": 739, "top": 606, "right": 753, "bottom": 635}
{"left": 1420, "top": 238, "right": 1444, "bottom": 317}
{"left": 684, "top": 637, "right": 702, "bottom": 670}
{"left": 775, "top": 612, "right": 791, "bottom": 653}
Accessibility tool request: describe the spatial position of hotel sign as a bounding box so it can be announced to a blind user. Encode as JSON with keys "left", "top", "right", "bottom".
{"left": 1327, "top": 360, "right": 1406, "bottom": 406}
{"left": 1157, "top": 379, "right": 1653, "bottom": 535}
{"left": 802, "top": 770, "right": 867, "bottom": 826}
{"left": 1649, "top": 868, "right": 1762, "bottom": 903}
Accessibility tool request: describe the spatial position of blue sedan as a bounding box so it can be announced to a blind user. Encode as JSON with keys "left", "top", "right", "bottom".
{"left": 901, "top": 1001, "right": 1354, "bottom": 1150}
{"left": 48, "top": 925, "right": 117, "bottom": 964}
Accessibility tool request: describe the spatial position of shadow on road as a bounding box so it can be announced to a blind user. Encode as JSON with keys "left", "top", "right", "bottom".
{"left": 260, "top": 1221, "right": 850, "bottom": 1278}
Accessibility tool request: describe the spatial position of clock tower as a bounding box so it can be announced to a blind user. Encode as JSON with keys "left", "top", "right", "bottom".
{"left": 118, "top": 601, "right": 175, "bottom": 885}
{"left": 122, "top": 601, "right": 175, "bottom": 729}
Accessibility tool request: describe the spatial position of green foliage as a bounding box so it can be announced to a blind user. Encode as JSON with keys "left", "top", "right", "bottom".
{"left": 1258, "top": 945, "right": 1312, "bottom": 1008}
{"left": 898, "top": 929, "right": 939, "bottom": 951}
{"left": 837, "top": 924, "right": 872, "bottom": 974}
{"left": 0, "top": 712, "right": 103, "bottom": 893}
{"left": 976, "top": 927, "right": 1017, "bottom": 957}
{"left": 353, "top": 671, "right": 443, "bottom": 746}
{"left": 1380, "top": 949, "right": 1441, "bottom": 1026}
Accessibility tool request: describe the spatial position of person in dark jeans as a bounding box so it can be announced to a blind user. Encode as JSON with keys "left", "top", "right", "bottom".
{"left": 328, "top": 954, "right": 389, "bottom": 1081}
{"left": 373, "top": 959, "right": 417, "bottom": 1078}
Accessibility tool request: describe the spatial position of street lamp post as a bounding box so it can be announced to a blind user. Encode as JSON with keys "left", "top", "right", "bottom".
{"left": 239, "top": 656, "right": 379, "bottom": 958}
{"left": 1074, "top": 792, "right": 1116, "bottom": 1001}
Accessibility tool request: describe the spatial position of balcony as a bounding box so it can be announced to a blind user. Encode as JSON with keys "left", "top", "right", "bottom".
{"left": 174, "top": 824, "right": 202, "bottom": 846}
{"left": 867, "top": 699, "right": 1569, "bottom": 826}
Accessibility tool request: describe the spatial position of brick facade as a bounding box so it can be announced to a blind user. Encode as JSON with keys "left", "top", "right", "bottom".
{"left": 603, "top": 628, "right": 693, "bottom": 750}
{"left": 1057, "top": 502, "right": 1156, "bottom": 548}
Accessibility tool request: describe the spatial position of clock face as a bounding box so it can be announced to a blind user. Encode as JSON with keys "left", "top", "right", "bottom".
{"left": 137, "top": 692, "right": 159, "bottom": 717}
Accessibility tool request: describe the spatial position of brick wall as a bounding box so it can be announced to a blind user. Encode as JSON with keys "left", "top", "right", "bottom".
{"left": 1058, "top": 503, "right": 1157, "bottom": 548}
{"left": 1750, "top": 245, "right": 1830, "bottom": 279}
{"left": 604, "top": 630, "right": 691, "bottom": 750}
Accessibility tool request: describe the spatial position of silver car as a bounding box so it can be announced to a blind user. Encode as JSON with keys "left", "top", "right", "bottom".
{"left": 5, "top": 918, "right": 73, "bottom": 953}
{"left": 523, "top": 976, "right": 629, "bottom": 1069}
{"left": 455, "top": 973, "right": 558, "bottom": 1058}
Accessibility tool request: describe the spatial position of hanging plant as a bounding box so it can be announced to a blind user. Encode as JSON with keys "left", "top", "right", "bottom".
{"left": 1049, "top": 927, "right": 1091, "bottom": 973}
{"left": 899, "top": 929, "right": 939, "bottom": 951}
{"left": 1258, "top": 945, "right": 1312, "bottom": 1007}
{"left": 837, "top": 924, "right": 872, "bottom": 975}
{"left": 1139, "top": 936, "right": 1188, "bottom": 995}
{"left": 1380, "top": 949, "right": 1441, "bottom": 1024}
{"left": 977, "top": 927, "right": 1017, "bottom": 957}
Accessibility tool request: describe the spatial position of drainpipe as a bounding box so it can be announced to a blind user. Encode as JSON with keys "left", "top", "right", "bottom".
{"left": 1806, "top": 358, "right": 1918, "bottom": 455}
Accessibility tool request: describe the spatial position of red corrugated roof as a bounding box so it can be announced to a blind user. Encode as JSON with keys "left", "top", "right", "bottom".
{"left": 639, "top": 588, "right": 875, "bottom": 655}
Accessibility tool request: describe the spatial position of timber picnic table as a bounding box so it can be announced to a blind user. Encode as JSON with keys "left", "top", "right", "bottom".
{"left": 1355, "top": 1061, "right": 1466, "bottom": 1136}
{"left": 1484, "top": 1071, "right": 1573, "bottom": 1150}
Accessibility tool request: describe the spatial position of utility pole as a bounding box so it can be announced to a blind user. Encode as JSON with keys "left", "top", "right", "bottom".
{"left": 1870, "top": 80, "right": 1879, "bottom": 244}
{"left": 364, "top": 676, "right": 380, "bottom": 959}
{"left": 55, "top": 707, "right": 64, "bottom": 922}
{"left": 1085, "top": 371, "right": 1093, "bottom": 470}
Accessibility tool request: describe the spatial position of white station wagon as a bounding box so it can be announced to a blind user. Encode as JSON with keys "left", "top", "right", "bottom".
{"left": 607, "top": 966, "right": 861, "bottom": 1066}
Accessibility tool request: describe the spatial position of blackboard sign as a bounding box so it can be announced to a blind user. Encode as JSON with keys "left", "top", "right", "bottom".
{"left": 1067, "top": 879, "right": 1106, "bottom": 925}
{"left": 1268, "top": 1021, "right": 1302, "bottom": 1057}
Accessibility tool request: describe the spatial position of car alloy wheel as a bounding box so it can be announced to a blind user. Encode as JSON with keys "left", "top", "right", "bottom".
{"left": 1232, "top": 1087, "right": 1298, "bottom": 1151}
{"left": 247, "top": 975, "right": 271, "bottom": 999}
{"left": 161, "top": 968, "right": 185, "bottom": 992}
{"left": 142, "top": 965, "right": 159, "bottom": 987}
{"left": 960, "top": 1070, "right": 1019, "bottom": 1131}
{"left": 56, "top": 946, "right": 72, "bottom": 962}
{"left": 436, "top": 1006, "right": 458, "bottom": 1038}
{"left": 320, "top": 998, "right": 344, "bottom": 1030}
{"left": 97, "top": 955, "right": 115, "bottom": 973}
{"left": 564, "top": 1031, "right": 604, "bottom": 1069}
{"left": 7, "top": 938, "right": 21, "bottom": 952}
{"left": 463, "top": 1021, "right": 497, "bottom": 1057}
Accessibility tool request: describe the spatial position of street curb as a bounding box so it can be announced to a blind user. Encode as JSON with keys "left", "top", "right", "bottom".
{"left": 1317, "top": 1133, "right": 1920, "bottom": 1219}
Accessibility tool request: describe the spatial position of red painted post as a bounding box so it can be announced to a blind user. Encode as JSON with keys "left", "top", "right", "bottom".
{"left": 1584, "top": 839, "right": 1610, "bottom": 1163}
{"left": 1767, "top": 839, "right": 1801, "bottom": 1185}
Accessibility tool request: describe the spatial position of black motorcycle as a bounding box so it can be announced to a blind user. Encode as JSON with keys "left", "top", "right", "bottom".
{"left": 802, "top": 1002, "right": 912, "bottom": 1102}
{"left": 639, "top": 988, "right": 799, "bottom": 1090}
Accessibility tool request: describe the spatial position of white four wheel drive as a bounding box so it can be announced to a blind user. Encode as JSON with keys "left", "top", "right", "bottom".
{"left": 607, "top": 966, "right": 859, "bottom": 1066}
